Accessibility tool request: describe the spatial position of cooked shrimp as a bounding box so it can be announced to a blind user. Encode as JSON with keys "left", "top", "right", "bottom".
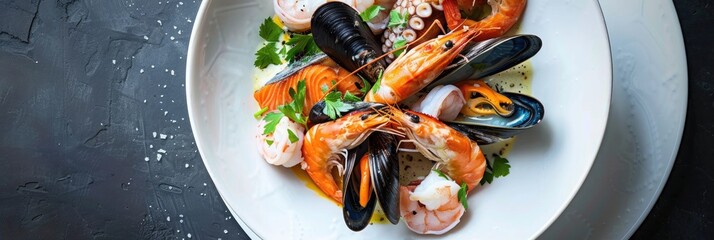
{"left": 410, "top": 85, "right": 466, "bottom": 121}
{"left": 364, "top": 27, "right": 478, "bottom": 104}
{"left": 392, "top": 109, "right": 486, "bottom": 192}
{"left": 302, "top": 108, "right": 393, "bottom": 203}
{"left": 400, "top": 170, "right": 465, "bottom": 235}
{"left": 274, "top": 0, "right": 327, "bottom": 32}
{"left": 443, "top": 0, "right": 527, "bottom": 41}
{"left": 256, "top": 114, "right": 305, "bottom": 168}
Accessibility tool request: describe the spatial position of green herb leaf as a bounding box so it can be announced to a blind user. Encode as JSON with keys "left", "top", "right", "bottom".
{"left": 285, "top": 34, "right": 321, "bottom": 62}
{"left": 287, "top": 129, "right": 299, "bottom": 143}
{"left": 480, "top": 171, "right": 494, "bottom": 185}
{"left": 433, "top": 169, "right": 449, "bottom": 180}
{"left": 262, "top": 112, "right": 284, "bottom": 135}
{"left": 322, "top": 91, "right": 346, "bottom": 120}
{"left": 492, "top": 154, "right": 511, "bottom": 178}
{"left": 371, "top": 69, "right": 383, "bottom": 93}
{"left": 266, "top": 139, "right": 274, "bottom": 146}
{"left": 254, "top": 43, "right": 282, "bottom": 69}
{"left": 321, "top": 83, "right": 329, "bottom": 93}
{"left": 458, "top": 182, "right": 469, "bottom": 209}
{"left": 360, "top": 77, "right": 372, "bottom": 95}
{"left": 259, "top": 17, "right": 283, "bottom": 42}
{"left": 392, "top": 37, "right": 408, "bottom": 57}
{"left": 277, "top": 79, "right": 307, "bottom": 125}
{"left": 360, "top": 5, "right": 385, "bottom": 22}
{"left": 388, "top": 10, "right": 409, "bottom": 28}
{"left": 343, "top": 91, "right": 361, "bottom": 102}
{"left": 254, "top": 107, "right": 268, "bottom": 120}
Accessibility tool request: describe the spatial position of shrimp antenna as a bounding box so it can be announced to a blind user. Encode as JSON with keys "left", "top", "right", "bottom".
{"left": 321, "top": 20, "right": 450, "bottom": 99}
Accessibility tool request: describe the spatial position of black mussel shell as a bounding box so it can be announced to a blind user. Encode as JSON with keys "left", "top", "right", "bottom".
{"left": 342, "top": 144, "right": 376, "bottom": 231}
{"left": 426, "top": 35, "right": 542, "bottom": 90}
{"left": 309, "top": 101, "right": 386, "bottom": 125}
{"left": 447, "top": 93, "right": 544, "bottom": 145}
{"left": 311, "top": 2, "right": 386, "bottom": 83}
{"left": 368, "top": 132, "right": 400, "bottom": 224}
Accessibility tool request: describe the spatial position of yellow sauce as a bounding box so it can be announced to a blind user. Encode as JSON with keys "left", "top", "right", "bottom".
{"left": 290, "top": 166, "right": 340, "bottom": 206}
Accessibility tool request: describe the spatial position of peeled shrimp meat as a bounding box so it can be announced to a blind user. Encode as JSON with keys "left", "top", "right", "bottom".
{"left": 400, "top": 170, "right": 465, "bottom": 235}
{"left": 410, "top": 85, "right": 465, "bottom": 121}
{"left": 256, "top": 114, "right": 305, "bottom": 168}
{"left": 275, "top": 0, "right": 395, "bottom": 33}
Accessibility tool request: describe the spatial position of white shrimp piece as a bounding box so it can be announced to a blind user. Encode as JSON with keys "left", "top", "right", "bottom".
{"left": 274, "top": 0, "right": 327, "bottom": 32}
{"left": 410, "top": 85, "right": 465, "bottom": 121}
{"left": 256, "top": 115, "right": 305, "bottom": 168}
{"left": 400, "top": 170, "right": 465, "bottom": 235}
{"left": 275, "top": 0, "right": 395, "bottom": 33}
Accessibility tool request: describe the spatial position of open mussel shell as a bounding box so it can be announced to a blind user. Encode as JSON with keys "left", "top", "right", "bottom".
{"left": 342, "top": 144, "right": 376, "bottom": 231}
{"left": 447, "top": 92, "right": 544, "bottom": 145}
{"left": 426, "top": 35, "right": 542, "bottom": 90}
{"left": 309, "top": 101, "right": 385, "bottom": 125}
{"left": 368, "top": 132, "right": 400, "bottom": 225}
{"left": 311, "top": 2, "right": 387, "bottom": 82}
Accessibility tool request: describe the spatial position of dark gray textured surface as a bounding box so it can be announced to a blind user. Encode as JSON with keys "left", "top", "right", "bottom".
{"left": 0, "top": 0, "right": 245, "bottom": 239}
{"left": 0, "top": 0, "right": 711, "bottom": 239}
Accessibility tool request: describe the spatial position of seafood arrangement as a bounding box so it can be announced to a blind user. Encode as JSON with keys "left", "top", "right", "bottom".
{"left": 252, "top": 0, "right": 543, "bottom": 235}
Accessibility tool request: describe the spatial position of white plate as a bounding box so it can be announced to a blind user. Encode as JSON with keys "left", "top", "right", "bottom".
{"left": 186, "top": 0, "right": 612, "bottom": 239}
{"left": 540, "top": 0, "right": 688, "bottom": 238}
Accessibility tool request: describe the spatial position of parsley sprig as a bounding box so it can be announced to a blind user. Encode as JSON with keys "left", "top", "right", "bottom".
{"left": 260, "top": 79, "right": 308, "bottom": 137}
{"left": 285, "top": 33, "right": 321, "bottom": 62}
{"left": 360, "top": 5, "right": 385, "bottom": 22}
{"left": 458, "top": 183, "right": 468, "bottom": 209}
{"left": 480, "top": 154, "right": 512, "bottom": 185}
{"left": 254, "top": 43, "right": 282, "bottom": 69}
{"left": 392, "top": 37, "right": 408, "bottom": 57}
{"left": 388, "top": 10, "right": 409, "bottom": 28}
{"left": 322, "top": 89, "right": 363, "bottom": 120}
{"left": 254, "top": 18, "right": 285, "bottom": 69}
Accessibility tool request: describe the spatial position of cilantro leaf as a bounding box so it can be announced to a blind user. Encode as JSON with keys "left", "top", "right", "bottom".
{"left": 255, "top": 43, "right": 282, "bottom": 69}
{"left": 286, "top": 34, "right": 321, "bottom": 62}
{"left": 266, "top": 139, "right": 274, "bottom": 146}
{"left": 458, "top": 183, "right": 468, "bottom": 209}
{"left": 388, "top": 10, "right": 409, "bottom": 28}
{"left": 392, "top": 37, "right": 408, "bottom": 57}
{"left": 287, "top": 129, "right": 299, "bottom": 143}
{"left": 259, "top": 17, "right": 283, "bottom": 42}
{"left": 360, "top": 5, "right": 385, "bottom": 22}
{"left": 321, "top": 83, "right": 329, "bottom": 93}
{"left": 371, "top": 69, "right": 383, "bottom": 93}
{"left": 254, "top": 107, "right": 268, "bottom": 120}
{"left": 433, "top": 169, "right": 449, "bottom": 180}
{"left": 492, "top": 154, "right": 511, "bottom": 178}
{"left": 360, "top": 77, "right": 372, "bottom": 95}
{"left": 262, "top": 112, "right": 284, "bottom": 135}
{"left": 343, "top": 91, "right": 361, "bottom": 102}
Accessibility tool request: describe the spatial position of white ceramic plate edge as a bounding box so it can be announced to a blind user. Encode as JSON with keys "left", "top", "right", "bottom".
{"left": 620, "top": 0, "right": 688, "bottom": 237}
{"left": 529, "top": 0, "right": 613, "bottom": 238}
{"left": 185, "top": 0, "right": 261, "bottom": 239}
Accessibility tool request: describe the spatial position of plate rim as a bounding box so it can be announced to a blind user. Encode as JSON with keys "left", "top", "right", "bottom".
{"left": 529, "top": 0, "right": 613, "bottom": 238}
{"left": 185, "top": 0, "right": 614, "bottom": 238}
